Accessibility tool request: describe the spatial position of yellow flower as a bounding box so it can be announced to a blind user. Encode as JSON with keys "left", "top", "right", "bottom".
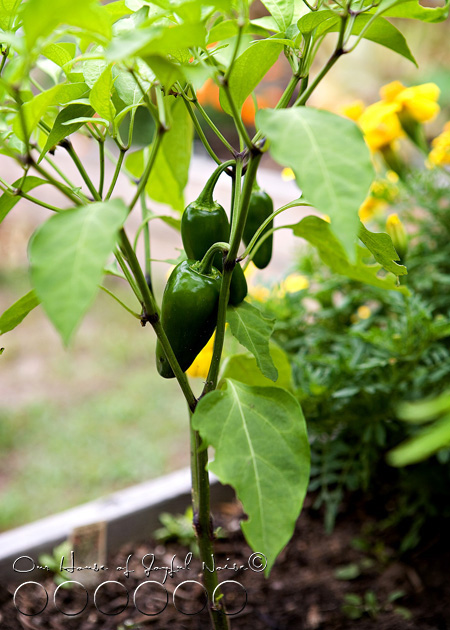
{"left": 321, "top": 214, "right": 331, "bottom": 223}
{"left": 386, "top": 170, "right": 399, "bottom": 183}
{"left": 249, "top": 285, "right": 270, "bottom": 301}
{"left": 341, "top": 100, "right": 365, "bottom": 122}
{"left": 358, "top": 100, "right": 404, "bottom": 152}
{"left": 357, "top": 305, "right": 372, "bottom": 320}
{"left": 381, "top": 81, "right": 440, "bottom": 123}
{"left": 428, "top": 122, "right": 450, "bottom": 167}
{"left": 281, "top": 167, "right": 295, "bottom": 181}
{"left": 278, "top": 273, "right": 309, "bottom": 298}
{"left": 386, "top": 213, "right": 408, "bottom": 259}
{"left": 187, "top": 335, "right": 215, "bottom": 378}
{"left": 358, "top": 195, "right": 387, "bottom": 223}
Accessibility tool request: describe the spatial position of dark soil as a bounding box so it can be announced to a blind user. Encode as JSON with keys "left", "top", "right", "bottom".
{"left": 1, "top": 496, "right": 449, "bottom": 630}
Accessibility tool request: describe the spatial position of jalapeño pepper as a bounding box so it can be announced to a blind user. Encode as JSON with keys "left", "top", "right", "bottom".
{"left": 181, "top": 162, "right": 247, "bottom": 305}
{"left": 156, "top": 259, "right": 221, "bottom": 379}
{"left": 242, "top": 188, "right": 274, "bottom": 269}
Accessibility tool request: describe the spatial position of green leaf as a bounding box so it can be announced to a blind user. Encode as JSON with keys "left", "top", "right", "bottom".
{"left": 373, "top": 0, "right": 449, "bottom": 22}
{"left": 143, "top": 56, "right": 185, "bottom": 91}
{"left": 126, "top": 96, "right": 193, "bottom": 211}
{"left": 42, "top": 43, "right": 76, "bottom": 69}
{"left": 106, "top": 22, "right": 205, "bottom": 62}
{"left": 316, "top": 13, "right": 416, "bottom": 65}
{"left": 29, "top": 199, "right": 128, "bottom": 345}
{"left": 39, "top": 104, "right": 95, "bottom": 163}
{"left": 298, "top": 9, "right": 335, "bottom": 34}
{"left": 226, "top": 301, "right": 278, "bottom": 382}
{"left": 0, "top": 291, "right": 40, "bottom": 335}
{"left": 13, "top": 83, "right": 88, "bottom": 142}
{"left": 260, "top": 0, "right": 295, "bottom": 30}
{"left": 388, "top": 414, "right": 450, "bottom": 466}
{"left": 288, "top": 216, "right": 410, "bottom": 294}
{"left": 220, "top": 344, "right": 293, "bottom": 390}
{"left": 22, "top": 0, "right": 112, "bottom": 48}
{"left": 219, "top": 40, "right": 283, "bottom": 115}
{"left": 192, "top": 379, "right": 310, "bottom": 574}
{"left": 0, "top": 0, "right": 21, "bottom": 30}
{"left": 0, "top": 177, "right": 47, "bottom": 223}
{"left": 359, "top": 223, "right": 407, "bottom": 276}
{"left": 257, "top": 107, "right": 375, "bottom": 258}
{"left": 90, "top": 66, "right": 116, "bottom": 123}
{"left": 112, "top": 67, "right": 150, "bottom": 107}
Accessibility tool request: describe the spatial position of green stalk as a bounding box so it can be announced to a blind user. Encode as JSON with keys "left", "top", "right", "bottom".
{"left": 99, "top": 285, "right": 141, "bottom": 319}
{"left": 181, "top": 96, "right": 222, "bottom": 165}
{"left": 197, "top": 241, "right": 230, "bottom": 275}
{"left": 30, "top": 159, "right": 84, "bottom": 205}
{"left": 118, "top": 229, "right": 197, "bottom": 413}
{"left": 129, "top": 127, "right": 164, "bottom": 212}
{"left": 196, "top": 159, "right": 236, "bottom": 205}
{"left": 189, "top": 422, "right": 230, "bottom": 629}
{"left": 65, "top": 142, "right": 102, "bottom": 201}
{"left": 105, "top": 148, "right": 126, "bottom": 200}
{"left": 98, "top": 140, "right": 105, "bottom": 198}
{"left": 192, "top": 95, "right": 236, "bottom": 156}
{"left": 220, "top": 80, "right": 254, "bottom": 150}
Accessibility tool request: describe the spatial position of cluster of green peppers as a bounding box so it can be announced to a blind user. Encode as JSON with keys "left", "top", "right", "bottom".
{"left": 156, "top": 164, "right": 274, "bottom": 379}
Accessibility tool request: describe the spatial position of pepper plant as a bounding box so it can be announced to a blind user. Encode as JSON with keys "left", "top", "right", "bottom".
{"left": 0, "top": 0, "right": 447, "bottom": 626}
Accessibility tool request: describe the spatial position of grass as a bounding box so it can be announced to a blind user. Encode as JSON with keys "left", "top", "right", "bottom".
{"left": 0, "top": 270, "right": 191, "bottom": 531}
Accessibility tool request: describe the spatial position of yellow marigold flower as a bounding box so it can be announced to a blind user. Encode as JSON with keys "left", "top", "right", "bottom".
{"left": 281, "top": 167, "right": 295, "bottom": 181}
{"left": 358, "top": 101, "right": 403, "bottom": 152}
{"left": 341, "top": 100, "right": 365, "bottom": 122}
{"left": 358, "top": 195, "right": 387, "bottom": 223}
{"left": 380, "top": 81, "right": 405, "bottom": 102}
{"left": 357, "top": 305, "right": 372, "bottom": 320}
{"left": 187, "top": 335, "right": 215, "bottom": 378}
{"left": 428, "top": 122, "right": 450, "bottom": 166}
{"left": 381, "top": 81, "right": 440, "bottom": 123}
{"left": 278, "top": 273, "right": 309, "bottom": 298}
{"left": 386, "top": 170, "right": 399, "bottom": 183}
{"left": 249, "top": 285, "right": 270, "bottom": 302}
{"left": 386, "top": 213, "right": 408, "bottom": 260}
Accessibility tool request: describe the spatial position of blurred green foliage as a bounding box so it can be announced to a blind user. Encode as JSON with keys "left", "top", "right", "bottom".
{"left": 263, "top": 168, "right": 450, "bottom": 550}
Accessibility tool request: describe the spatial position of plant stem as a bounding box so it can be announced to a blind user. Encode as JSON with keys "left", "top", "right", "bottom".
{"left": 190, "top": 423, "right": 230, "bottom": 629}
{"left": 198, "top": 241, "right": 230, "bottom": 274}
{"left": 105, "top": 148, "right": 126, "bottom": 200}
{"left": 129, "top": 127, "right": 164, "bottom": 212}
{"left": 98, "top": 140, "right": 105, "bottom": 197}
{"left": 181, "top": 96, "right": 223, "bottom": 165}
{"left": 99, "top": 285, "right": 141, "bottom": 319}
{"left": 118, "top": 228, "right": 197, "bottom": 412}
{"left": 192, "top": 95, "right": 236, "bottom": 156}
{"left": 30, "top": 159, "right": 84, "bottom": 205}
{"left": 140, "top": 191, "right": 152, "bottom": 284}
{"left": 220, "top": 79, "right": 254, "bottom": 150}
{"left": 65, "top": 141, "right": 102, "bottom": 201}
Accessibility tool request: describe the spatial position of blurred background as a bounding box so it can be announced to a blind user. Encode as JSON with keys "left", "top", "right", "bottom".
{"left": 0, "top": 1, "right": 449, "bottom": 536}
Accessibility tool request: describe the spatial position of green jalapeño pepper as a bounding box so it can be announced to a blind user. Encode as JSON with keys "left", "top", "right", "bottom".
{"left": 156, "top": 259, "right": 221, "bottom": 379}
{"left": 242, "top": 188, "right": 274, "bottom": 269}
{"left": 181, "top": 162, "right": 247, "bottom": 306}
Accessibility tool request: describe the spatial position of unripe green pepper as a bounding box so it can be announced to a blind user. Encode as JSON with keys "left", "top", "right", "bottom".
{"left": 181, "top": 163, "right": 247, "bottom": 305}
{"left": 156, "top": 259, "right": 221, "bottom": 379}
{"left": 242, "top": 188, "right": 273, "bottom": 269}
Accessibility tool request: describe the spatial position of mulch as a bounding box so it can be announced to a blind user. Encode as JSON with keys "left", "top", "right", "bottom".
{"left": 1, "top": 495, "right": 449, "bottom": 630}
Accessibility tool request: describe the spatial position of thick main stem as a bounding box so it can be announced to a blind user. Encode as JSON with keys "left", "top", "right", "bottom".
{"left": 190, "top": 424, "right": 230, "bottom": 629}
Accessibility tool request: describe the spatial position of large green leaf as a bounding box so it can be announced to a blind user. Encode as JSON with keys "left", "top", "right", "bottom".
{"left": 192, "top": 379, "right": 310, "bottom": 574}
{"left": 226, "top": 301, "right": 278, "bottom": 382}
{"left": 126, "top": 96, "right": 193, "bottom": 211}
{"left": 0, "top": 0, "right": 21, "bottom": 30}
{"left": 39, "top": 104, "right": 94, "bottom": 163}
{"left": 0, "top": 177, "right": 47, "bottom": 223}
{"left": 0, "top": 291, "right": 40, "bottom": 335}
{"left": 257, "top": 107, "right": 375, "bottom": 258}
{"left": 219, "top": 40, "right": 283, "bottom": 115}
{"left": 29, "top": 199, "right": 128, "bottom": 345}
{"left": 42, "top": 43, "right": 77, "bottom": 69}
{"left": 260, "top": 0, "right": 295, "bottom": 30}
{"left": 22, "top": 0, "right": 112, "bottom": 48}
{"left": 13, "top": 83, "right": 88, "bottom": 142}
{"left": 289, "top": 216, "right": 410, "bottom": 294}
{"left": 220, "top": 344, "right": 293, "bottom": 390}
{"left": 359, "top": 223, "right": 407, "bottom": 276}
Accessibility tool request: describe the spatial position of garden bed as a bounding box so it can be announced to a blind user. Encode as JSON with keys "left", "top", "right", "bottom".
{"left": 1, "top": 493, "right": 449, "bottom": 630}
